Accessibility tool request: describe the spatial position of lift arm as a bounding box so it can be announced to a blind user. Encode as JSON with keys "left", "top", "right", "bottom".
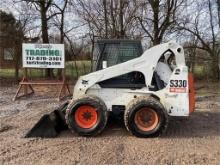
{"left": 73, "top": 42, "right": 185, "bottom": 99}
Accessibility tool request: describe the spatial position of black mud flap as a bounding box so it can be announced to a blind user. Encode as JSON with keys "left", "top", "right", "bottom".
{"left": 25, "top": 102, "right": 69, "bottom": 138}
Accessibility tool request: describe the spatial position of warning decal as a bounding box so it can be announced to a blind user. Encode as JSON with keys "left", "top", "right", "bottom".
{"left": 169, "top": 87, "right": 187, "bottom": 93}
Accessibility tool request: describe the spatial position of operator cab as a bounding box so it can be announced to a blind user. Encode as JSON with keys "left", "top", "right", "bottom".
{"left": 92, "top": 39, "right": 144, "bottom": 88}
{"left": 92, "top": 40, "right": 176, "bottom": 91}
{"left": 92, "top": 39, "right": 143, "bottom": 71}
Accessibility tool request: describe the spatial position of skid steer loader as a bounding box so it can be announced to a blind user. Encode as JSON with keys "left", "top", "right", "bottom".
{"left": 25, "top": 40, "right": 195, "bottom": 138}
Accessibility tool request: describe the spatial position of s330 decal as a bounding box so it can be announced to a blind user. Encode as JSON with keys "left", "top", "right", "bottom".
{"left": 170, "top": 80, "right": 187, "bottom": 88}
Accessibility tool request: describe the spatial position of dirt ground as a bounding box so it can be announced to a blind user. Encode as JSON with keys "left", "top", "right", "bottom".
{"left": 0, "top": 80, "right": 220, "bottom": 165}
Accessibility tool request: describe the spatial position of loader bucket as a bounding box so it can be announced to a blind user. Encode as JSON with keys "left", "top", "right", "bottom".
{"left": 25, "top": 102, "right": 69, "bottom": 138}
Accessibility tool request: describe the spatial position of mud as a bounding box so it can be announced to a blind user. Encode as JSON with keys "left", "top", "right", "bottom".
{"left": 0, "top": 83, "right": 220, "bottom": 165}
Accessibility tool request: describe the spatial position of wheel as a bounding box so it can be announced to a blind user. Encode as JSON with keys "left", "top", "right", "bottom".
{"left": 65, "top": 96, "right": 108, "bottom": 136}
{"left": 124, "top": 96, "right": 168, "bottom": 137}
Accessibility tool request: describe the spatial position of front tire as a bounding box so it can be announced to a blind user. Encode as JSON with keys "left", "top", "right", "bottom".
{"left": 124, "top": 97, "right": 168, "bottom": 138}
{"left": 65, "top": 96, "right": 108, "bottom": 136}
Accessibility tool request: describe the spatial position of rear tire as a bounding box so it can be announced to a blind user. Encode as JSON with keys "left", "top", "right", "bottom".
{"left": 65, "top": 96, "right": 108, "bottom": 136}
{"left": 124, "top": 96, "right": 168, "bottom": 138}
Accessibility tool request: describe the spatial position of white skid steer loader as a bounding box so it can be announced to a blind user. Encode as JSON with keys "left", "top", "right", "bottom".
{"left": 25, "top": 41, "right": 195, "bottom": 138}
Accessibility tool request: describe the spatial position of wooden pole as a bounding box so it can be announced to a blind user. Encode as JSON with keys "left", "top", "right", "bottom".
{"left": 24, "top": 68, "right": 28, "bottom": 96}
{"left": 62, "top": 68, "right": 65, "bottom": 82}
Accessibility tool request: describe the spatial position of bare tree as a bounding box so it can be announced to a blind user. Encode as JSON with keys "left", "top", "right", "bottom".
{"left": 178, "top": 0, "right": 220, "bottom": 79}
{"left": 0, "top": 10, "right": 24, "bottom": 80}
{"left": 51, "top": 0, "right": 68, "bottom": 44}
{"left": 23, "top": 0, "right": 59, "bottom": 78}
{"left": 71, "top": 0, "right": 138, "bottom": 39}
{"left": 50, "top": 0, "right": 68, "bottom": 79}
{"left": 216, "top": 0, "right": 220, "bottom": 29}
{"left": 136, "top": 0, "right": 185, "bottom": 45}
{"left": 103, "top": 0, "right": 108, "bottom": 38}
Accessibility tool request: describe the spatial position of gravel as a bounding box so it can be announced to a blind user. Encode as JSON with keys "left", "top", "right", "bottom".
{"left": 0, "top": 85, "right": 220, "bottom": 165}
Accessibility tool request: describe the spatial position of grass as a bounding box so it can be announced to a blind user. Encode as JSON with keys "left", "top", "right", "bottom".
{"left": 0, "top": 61, "right": 217, "bottom": 82}
{"left": 196, "top": 81, "right": 220, "bottom": 96}
{"left": 0, "top": 61, "right": 92, "bottom": 80}
{"left": 65, "top": 61, "right": 91, "bottom": 79}
{"left": 0, "top": 69, "right": 21, "bottom": 78}
{"left": 193, "top": 65, "right": 209, "bottom": 80}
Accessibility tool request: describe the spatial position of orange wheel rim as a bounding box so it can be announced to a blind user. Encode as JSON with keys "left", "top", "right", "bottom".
{"left": 134, "top": 108, "right": 159, "bottom": 131}
{"left": 74, "top": 105, "right": 98, "bottom": 129}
